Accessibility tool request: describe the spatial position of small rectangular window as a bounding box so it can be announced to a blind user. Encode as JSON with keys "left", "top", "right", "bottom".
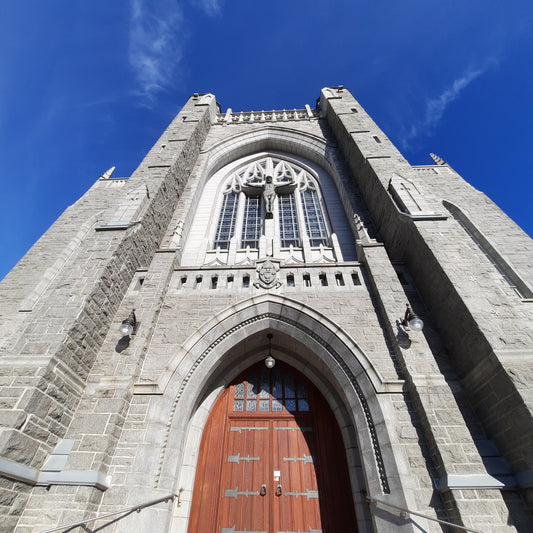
{"left": 303, "top": 274, "right": 311, "bottom": 287}
{"left": 351, "top": 272, "right": 361, "bottom": 286}
{"left": 351, "top": 108, "right": 358, "bottom": 113}
{"left": 179, "top": 275, "right": 187, "bottom": 289}
{"left": 227, "top": 274, "right": 234, "bottom": 288}
{"left": 335, "top": 273, "right": 345, "bottom": 286}
{"left": 373, "top": 135, "right": 381, "bottom": 144}
{"left": 195, "top": 275, "right": 203, "bottom": 288}
{"left": 211, "top": 276, "right": 218, "bottom": 289}
{"left": 135, "top": 277, "right": 145, "bottom": 291}
{"left": 319, "top": 273, "right": 328, "bottom": 286}
{"left": 243, "top": 275, "right": 250, "bottom": 288}
{"left": 287, "top": 274, "right": 295, "bottom": 287}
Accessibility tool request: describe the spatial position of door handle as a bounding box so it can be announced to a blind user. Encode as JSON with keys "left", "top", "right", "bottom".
{"left": 260, "top": 483, "right": 267, "bottom": 496}
{"left": 275, "top": 484, "right": 282, "bottom": 496}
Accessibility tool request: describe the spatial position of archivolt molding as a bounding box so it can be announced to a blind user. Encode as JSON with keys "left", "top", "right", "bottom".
{"left": 202, "top": 126, "right": 335, "bottom": 180}
{"left": 155, "top": 295, "right": 392, "bottom": 493}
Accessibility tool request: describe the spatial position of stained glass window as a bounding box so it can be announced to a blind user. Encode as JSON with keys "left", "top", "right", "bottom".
{"left": 232, "top": 365, "right": 310, "bottom": 413}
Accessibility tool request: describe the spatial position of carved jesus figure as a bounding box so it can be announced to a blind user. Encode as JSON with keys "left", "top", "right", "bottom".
{"left": 242, "top": 175, "right": 296, "bottom": 218}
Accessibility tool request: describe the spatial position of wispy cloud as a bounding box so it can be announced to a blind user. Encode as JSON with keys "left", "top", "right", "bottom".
{"left": 194, "top": 0, "right": 221, "bottom": 17}
{"left": 128, "top": 0, "right": 184, "bottom": 101}
{"left": 401, "top": 61, "right": 495, "bottom": 148}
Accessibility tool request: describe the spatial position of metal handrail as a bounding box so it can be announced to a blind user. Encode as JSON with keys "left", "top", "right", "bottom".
{"left": 39, "top": 491, "right": 180, "bottom": 533}
{"left": 367, "top": 497, "right": 484, "bottom": 533}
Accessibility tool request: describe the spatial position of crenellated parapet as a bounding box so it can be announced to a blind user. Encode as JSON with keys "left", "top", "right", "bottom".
{"left": 216, "top": 106, "right": 318, "bottom": 124}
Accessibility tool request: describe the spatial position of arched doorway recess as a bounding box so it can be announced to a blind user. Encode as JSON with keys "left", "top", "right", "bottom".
{"left": 187, "top": 361, "right": 358, "bottom": 533}
{"left": 162, "top": 296, "right": 412, "bottom": 533}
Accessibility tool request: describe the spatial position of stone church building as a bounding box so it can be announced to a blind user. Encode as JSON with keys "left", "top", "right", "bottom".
{"left": 0, "top": 87, "right": 532, "bottom": 532}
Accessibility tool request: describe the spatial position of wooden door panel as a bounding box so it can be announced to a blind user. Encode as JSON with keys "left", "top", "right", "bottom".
{"left": 272, "top": 420, "right": 322, "bottom": 533}
{"left": 187, "top": 391, "right": 228, "bottom": 532}
{"left": 188, "top": 362, "right": 358, "bottom": 533}
{"left": 218, "top": 421, "right": 270, "bottom": 532}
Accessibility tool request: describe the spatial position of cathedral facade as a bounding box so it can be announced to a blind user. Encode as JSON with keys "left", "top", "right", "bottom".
{"left": 0, "top": 87, "right": 532, "bottom": 532}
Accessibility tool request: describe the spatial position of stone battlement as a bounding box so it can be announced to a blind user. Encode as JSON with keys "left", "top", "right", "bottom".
{"left": 216, "top": 106, "right": 318, "bottom": 124}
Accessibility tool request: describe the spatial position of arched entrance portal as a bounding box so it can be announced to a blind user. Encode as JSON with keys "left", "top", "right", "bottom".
{"left": 188, "top": 361, "right": 358, "bottom": 532}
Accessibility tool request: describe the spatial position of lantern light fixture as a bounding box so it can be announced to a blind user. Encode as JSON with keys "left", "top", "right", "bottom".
{"left": 402, "top": 304, "right": 424, "bottom": 332}
{"left": 264, "top": 333, "right": 276, "bottom": 369}
{"left": 119, "top": 309, "right": 137, "bottom": 337}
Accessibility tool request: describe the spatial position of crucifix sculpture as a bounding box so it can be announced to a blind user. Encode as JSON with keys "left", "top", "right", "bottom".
{"left": 242, "top": 175, "right": 297, "bottom": 218}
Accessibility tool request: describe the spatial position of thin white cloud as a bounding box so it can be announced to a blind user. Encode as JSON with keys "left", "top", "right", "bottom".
{"left": 128, "top": 0, "right": 184, "bottom": 101}
{"left": 425, "top": 68, "right": 484, "bottom": 127}
{"left": 401, "top": 62, "right": 495, "bottom": 148}
{"left": 194, "top": 0, "right": 221, "bottom": 17}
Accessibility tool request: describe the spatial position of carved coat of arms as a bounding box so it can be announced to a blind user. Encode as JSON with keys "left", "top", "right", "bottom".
{"left": 254, "top": 259, "right": 282, "bottom": 289}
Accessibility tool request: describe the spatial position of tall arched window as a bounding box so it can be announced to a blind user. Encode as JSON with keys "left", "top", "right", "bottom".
{"left": 241, "top": 195, "right": 262, "bottom": 248}
{"left": 213, "top": 192, "right": 238, "bottom": 250}
{"left": 212, "top": 157, "right": 330, "bottom": 253}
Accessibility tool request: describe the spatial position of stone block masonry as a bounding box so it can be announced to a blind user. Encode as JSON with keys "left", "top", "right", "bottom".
{"left": 321, "top": 87, "right": 533, "bottom": 511}
{"left": 0, "top": 94, "right": 217, "bottom": 529}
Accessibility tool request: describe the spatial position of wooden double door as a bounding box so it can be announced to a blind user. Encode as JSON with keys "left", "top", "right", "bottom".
{"left": 188, "top": 362, "right": 358, "bottom": 533}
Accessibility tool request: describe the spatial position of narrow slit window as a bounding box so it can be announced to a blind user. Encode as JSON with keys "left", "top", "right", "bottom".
{"left": 335, "top": 273, "right": 345, "bottom": 286}
{"left": 179, "top": 275, "right": 187, "bottom": 289}
{"left": 287, "top": 274, "right": 295, "bottom": 287}
{"left": 195, "top": 275, "right": 203, "bottom": 288}
{"left": 351, "top": 272, "right": 361, "bottom": 286}
{"left": 242, "top": 275, "right": 250, "bottom": 288}
{"left": 319, "top": 273, "right": 328, "bottom": 286}
{"left": 227, "top": 274, "right": 234, "bottom": 288}
{"left": 303, "top": 273, "right": 311, "bottom": 287}
{"left": 373, "top": 135, "right": 381, "bottom": 143}
{"left": 211, "top": 276, "right": 218, "bottom": 289}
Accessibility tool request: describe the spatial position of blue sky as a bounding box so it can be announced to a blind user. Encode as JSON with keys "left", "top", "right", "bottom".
{"left": 1, "top": 1, "right": 532, "bottom": 280}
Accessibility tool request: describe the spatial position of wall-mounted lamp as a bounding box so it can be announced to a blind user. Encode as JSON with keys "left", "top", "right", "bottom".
{"left": 119, "top": 309, "right": 137, "bottom": 336}
{"left": 401, "top": 304, "right": 424, "bottom": 332}
{"left": 265, "top": 333, "right": 276, "bottom": 369}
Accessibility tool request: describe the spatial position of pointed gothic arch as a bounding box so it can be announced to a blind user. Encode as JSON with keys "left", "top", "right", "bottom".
{"left": 178, "top": 126, "right": 365, "bottom": 266}
{"left": 154, "top": 295, "right": 412, "bottom": 533}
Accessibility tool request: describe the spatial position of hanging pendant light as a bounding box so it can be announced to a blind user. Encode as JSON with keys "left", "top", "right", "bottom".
{"left": 265, "top": 333, "right": 276, "bottom": 369}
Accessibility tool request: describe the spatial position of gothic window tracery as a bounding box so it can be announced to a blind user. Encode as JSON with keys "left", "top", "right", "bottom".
{"left": 212, "top": 157, "right": 330, "bottom": 252}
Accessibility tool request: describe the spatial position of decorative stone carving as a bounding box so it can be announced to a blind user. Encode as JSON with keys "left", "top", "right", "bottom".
{"left": 430, "top": 152, "right": 447, "bottom": 165}
{"left": 254, "top": 258, "right": 282, "bottom": 289}
{"left": 388, "top": 173, "right": 435, "bottom": 216}
{"left": 99, "top": 166, "right": 116, "bottom": 180}
{"left": 242, "top": 174, "right": 296, "bottom": 218}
